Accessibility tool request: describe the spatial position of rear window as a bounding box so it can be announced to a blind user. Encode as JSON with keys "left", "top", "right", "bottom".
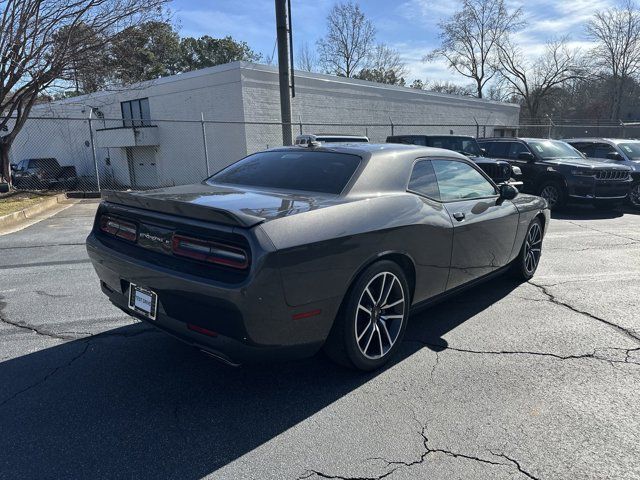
{"left": 208, "top": 150, "right": 362, "bottom": 194}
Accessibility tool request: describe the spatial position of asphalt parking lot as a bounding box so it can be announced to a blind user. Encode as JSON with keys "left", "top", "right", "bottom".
{"left": 0, "top": 200, "right": 639, "bottom": 480}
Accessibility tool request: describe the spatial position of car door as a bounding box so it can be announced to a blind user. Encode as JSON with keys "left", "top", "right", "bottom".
{"left": 431, "top": 158, "right": 519, "bottom": 290}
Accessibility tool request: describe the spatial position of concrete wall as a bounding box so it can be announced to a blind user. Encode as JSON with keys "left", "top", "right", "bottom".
{"left": 240, "top": 63, "right": 520, "bottom": 154}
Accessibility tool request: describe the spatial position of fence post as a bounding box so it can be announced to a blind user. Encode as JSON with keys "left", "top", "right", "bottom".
{"left": 546, "top": 115, "right": 554, "bottom": 139}
{"left": 389, "top": 116, "right": 394, "bottom": 136}
{"left": 620, "top": 119, "right": 626, "bottom": 138}
{"left": 201, "top": 112, "right": 210, "bottom": 177}
{"left": 483, "top": 125, "right": 487, "bottom": 138}
{"left": 88, "top": 109, "right": 100, "bottom": 192}
{"left": 299, "top": 115, "right": 303, "bottom": 135}
{"left": 473, "top": 117, "right": 479, "bottom": 138}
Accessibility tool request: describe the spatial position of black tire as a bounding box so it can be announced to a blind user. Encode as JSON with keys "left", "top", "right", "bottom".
{"left": 512, "top": 217, "right": 544, "bottom": 281}
{"left": 538, "top": 180, "right": 566, "bottom": 210}
{"left": 627, "top": 183, "right": 640, "bottom": 210}
{"left": 323, "top": 260, "right": 410, "bottom": 371}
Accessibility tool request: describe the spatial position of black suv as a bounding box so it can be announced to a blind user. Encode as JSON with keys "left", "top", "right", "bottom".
{"left": 564, "top": 138, "right": 640, "bottom": 209}
{"left": 477, "top": 138, "right": 632, "bottom": 210}
{"left": 386, "top": 135, "right": 518, "bottom": 184}
{"left": 10, "top": 158, "right": 78, "bottom": 190}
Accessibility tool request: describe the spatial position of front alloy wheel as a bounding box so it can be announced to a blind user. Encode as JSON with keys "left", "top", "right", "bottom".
{"left": 512, "top": 218, "right": 543, "bottom": 281}
{"left": 539, "top": 183, "right": 563, "bottom": 209}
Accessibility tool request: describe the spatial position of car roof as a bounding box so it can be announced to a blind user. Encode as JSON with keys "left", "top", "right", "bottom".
{"left": 268, "top": 143, "right": 472, "bottom": 195}
{"left": 564, "top": 138, "right": 640, "bottom": 144}
{"left": 388, "top": 134, "right": 474, "bottom": 139}
{"left": 477, "top": 137, "right": 567, "bottom": 142}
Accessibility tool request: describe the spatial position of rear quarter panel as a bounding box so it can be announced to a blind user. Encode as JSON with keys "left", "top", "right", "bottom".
{"left": 258, "top": 194, "right": 453, "bottom": 308}
{"left": 509, "top": 194, "right": 550, "bottom": 261}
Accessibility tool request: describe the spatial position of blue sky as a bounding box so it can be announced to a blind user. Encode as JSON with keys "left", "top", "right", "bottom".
{"left": 170, "top": 0, "right": 615, "bottom": 84}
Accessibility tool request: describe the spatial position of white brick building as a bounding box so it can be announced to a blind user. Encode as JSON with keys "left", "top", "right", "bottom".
{"left": 11, "top": 62, "right": 520, "bottom": 189}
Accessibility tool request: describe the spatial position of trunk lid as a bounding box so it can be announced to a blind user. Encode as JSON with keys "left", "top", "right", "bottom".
{"left": 103, "top": 183, "right": 345, "bottom": 228}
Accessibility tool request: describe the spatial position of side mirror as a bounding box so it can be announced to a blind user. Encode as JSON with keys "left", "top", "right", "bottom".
{"left": 499, "top": 184, "right": 518, "bottom": 201}
{"left": 10, "top": 164, "right": 16, "bottom": 171}
{"left": 518, "top": 152, "right": 535, "bottom": 162}
{"left": 606, "top": 151, "right": 622, "bottom": 160}
{"left": 480, "top": 148, "right": 487, "bottom": 155}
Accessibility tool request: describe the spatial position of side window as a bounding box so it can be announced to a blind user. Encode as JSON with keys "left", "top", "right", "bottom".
{"left": 27, "top": 160, "right": 37, "bottom": 169}
{"left": 408, "top": 160, "right": 440, "bottom": 200}
{"left": 593, "top": 143, "right": 617, "bottom": 158}
{"left": 487, "top": 142, "right": 509, "bottom": 158}
{"left": 508, "top": 142, "right": 529, "bottom": 159}
{"left": 574, "top": 143, "right": 594, "bottom": 157}
{"left": 432, "top": 160, "right": 497, "bottom": 202}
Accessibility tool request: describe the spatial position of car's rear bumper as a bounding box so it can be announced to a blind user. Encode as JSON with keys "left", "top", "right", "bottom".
{"left": 86, "top": 233, "right": 338, "bottom": 365}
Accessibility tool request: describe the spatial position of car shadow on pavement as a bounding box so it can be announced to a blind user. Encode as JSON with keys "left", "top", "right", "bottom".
{"left": 0, "top": 278, "right": 519, "bottom": 479}
{"left": 405, "top": 275, "right": 520, "bottom": 352}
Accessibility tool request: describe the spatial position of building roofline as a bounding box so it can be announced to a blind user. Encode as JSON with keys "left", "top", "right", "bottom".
{"left": 46, "top": 60, "right": 519, "bottom": 111}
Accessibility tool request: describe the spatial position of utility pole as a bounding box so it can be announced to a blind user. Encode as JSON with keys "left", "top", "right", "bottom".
{"left": 275, "top": 0, "right": 293, "bottom": 145}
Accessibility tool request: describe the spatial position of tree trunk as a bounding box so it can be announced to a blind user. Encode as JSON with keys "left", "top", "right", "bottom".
{"left": 476, "top": 78, "right": 483, "bottom": 98}
{"left": 0, "top": 137, "right": 13, "bottom": 187}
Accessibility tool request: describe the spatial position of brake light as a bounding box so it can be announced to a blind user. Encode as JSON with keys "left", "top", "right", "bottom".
{"left": 99, "top": 215, "right": 137, "bottom": 242}
{"left": 172, "top": 234, "right": 249, "bottom": 269}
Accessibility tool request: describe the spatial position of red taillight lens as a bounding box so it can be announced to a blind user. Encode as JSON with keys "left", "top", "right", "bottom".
{"left": 172, "top": 234, "right": 249, "bottom": 269}
{"left": 99, "top": 215, "right": 137, "bottom": 242}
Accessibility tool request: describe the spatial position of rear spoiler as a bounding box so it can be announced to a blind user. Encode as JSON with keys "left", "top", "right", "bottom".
{"left": 102, "top": 190, "right": 266, "bottom": 228}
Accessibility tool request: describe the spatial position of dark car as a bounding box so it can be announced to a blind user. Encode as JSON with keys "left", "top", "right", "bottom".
{"left": 10, "top": 158, "right": 78, "bottom": 190}
{"left": 86, "top": 143, "right": 549, "bottom": 371}
{"left": 386, "top": 134, "right": 519, "bottom": 184}
{"left": 477, "top": 138, "right": 633, "bottom": 210}
{"left": 564, "top": 138, "right": 640, "bottom": 209}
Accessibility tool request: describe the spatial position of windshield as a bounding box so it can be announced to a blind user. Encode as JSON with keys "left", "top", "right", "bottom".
{"left": 617, "top": 142, "right": 640, "bottom": 160}
{"left": 207, "top": 150, "right": 361, "bottom": 194}
{"left": 424, "top": 137, "right": 482, "bottom": 156}
{"left": 527, "top": 140, "right": 583, "bottom": 159}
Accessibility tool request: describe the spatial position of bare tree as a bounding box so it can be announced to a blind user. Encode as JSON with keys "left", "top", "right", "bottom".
{"left": 586, "top": 0, "right": 640, "bottom": 120}
{"left": 425, "top": 0, "right": 522, "bottom": 98}
{"left": 355, "top": 43, "right": 407, "bottom": 84}
{"left": 317, "top": 1, "right": 376, "bottom": 77}
{"left": 296, "top": 41, "right": 317, "bottom": 72}
{"left": 0, "top": 0, "right": 168, "bottom": 185}
{"left": 496, "top": 37, "right": 586, "bottom": 120}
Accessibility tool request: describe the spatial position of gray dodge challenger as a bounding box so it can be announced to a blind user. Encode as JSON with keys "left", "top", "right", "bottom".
{"left": 87, "top": 143, "right": 550, "bottom": 370}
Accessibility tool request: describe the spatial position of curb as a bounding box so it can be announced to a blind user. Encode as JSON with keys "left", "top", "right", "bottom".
{"left": 0, "top": 193, "right": 72, "bottom": 231}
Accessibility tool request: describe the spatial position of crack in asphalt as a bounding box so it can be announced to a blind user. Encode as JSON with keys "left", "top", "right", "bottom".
{"left": 0, "top": 314, "right": 81, "bottom": 340}
{"left": 527, "top": 280, "right": 640, "bottom": 343}
{"left": 0, "top": 341, "right": 91, "bottom": 407}
{"left": 405, "top": 338, "right": 640, "bottom": 367}
{"left": 566, "top": 220, "right": 640, "bottom": 244}
{"left": 490, "top": 452, "right": 541, "bottom": 480}
{"left": 299, "top": 425, "right": 539, "bottom": 480}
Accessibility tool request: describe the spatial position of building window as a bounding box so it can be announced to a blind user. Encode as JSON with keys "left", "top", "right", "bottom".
{"left": 121, "top": 98, "right": 151, "bottom": 127}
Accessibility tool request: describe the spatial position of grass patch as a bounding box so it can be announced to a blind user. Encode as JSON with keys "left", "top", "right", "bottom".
{"left": 0, "top": 192, "right": 56, "bottom": 216}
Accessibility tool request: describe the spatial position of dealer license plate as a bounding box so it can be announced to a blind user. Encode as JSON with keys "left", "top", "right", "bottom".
{"left": 128, "top": 284, "right": 158, "bottom": 320}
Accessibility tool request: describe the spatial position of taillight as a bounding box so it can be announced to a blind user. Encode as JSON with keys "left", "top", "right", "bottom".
{"left": 172, "top": 234, "right": 249, "bottom": 269}
{"left": 99, "top": 215, "right": 137, "bottom": 242}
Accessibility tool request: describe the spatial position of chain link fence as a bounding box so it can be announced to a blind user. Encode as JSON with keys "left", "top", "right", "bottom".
{"left": 5, "top": 116, "right": 640, "bottom": 193}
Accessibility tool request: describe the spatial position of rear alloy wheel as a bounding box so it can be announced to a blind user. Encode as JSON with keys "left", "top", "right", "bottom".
{"left": 538, "top": 181, "right": 566, "bottom": 210}
{"left": 628, "top": 183, "right": 640, "bottom": 210}
{"left": 324, "top": 260, "right": 409, "bottom": 371}
{"left": 512, "top": 218, "right": 543, "bottom": 281}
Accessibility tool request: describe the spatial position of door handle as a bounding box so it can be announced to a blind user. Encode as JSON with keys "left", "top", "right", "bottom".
{"left": 452, "top": 212, "right": 466, "bottom": 221}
